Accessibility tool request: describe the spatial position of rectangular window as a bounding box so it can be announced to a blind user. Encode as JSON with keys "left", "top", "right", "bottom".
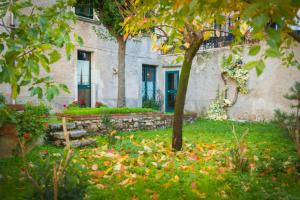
{"left": 75, "top": 0, "right": 93, "bottom": 19}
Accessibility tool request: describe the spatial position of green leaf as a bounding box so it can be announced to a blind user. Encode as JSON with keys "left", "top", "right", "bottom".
{"left": 74, "top": 34, "right": 84, "bottom": 46}
{"left": 265, "top": 48, "right": 281, "bottom": 58}
{"left": 244, "top": 61, "right": 258, "bottom": 70}
{"left": 45, "top": 86, "right": 59, "bottom": 101}
{"left": 39, "top": 55, "right": 50, "bottom": 72}
{"left": 59, "top": 83, "right": 70, "bottom": 93}
{"left": 25, "top": 59, "right": 39, "bottom": 76}
{"left": 248, "top": 45, "right": 261, "bottom": 56}
{"left": 30, "top": 87, "right": 43, "bottom": 99}
{"left": 243, "top": 59, "right": 265, "bottom": 75}
{"left": 227, "top": 54, "right": 233, "bottom": 64}
{"left": 175, "top": 56, "right": 183, "bottom": 63}
{"left": 0, "top": 44, "right": 4, "bottom": 53}
{"left": 267, "top": 28, "right": 281, "bottom": 46}
{"left": 252, "top": 13, "right": 268, "bottom": 29}
{"left": 49, "top": 50, "right": 61, "bottom": 64}
{"left": 65, "top": 43, "right": 74, "bottom": 60}
{"left": 256, "top": 60, "right": 265, "bottom": 76}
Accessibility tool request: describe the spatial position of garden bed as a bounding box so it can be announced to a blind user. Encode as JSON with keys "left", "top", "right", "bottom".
{"left": 53, "top": 112, "right": 197, "bottom": 133}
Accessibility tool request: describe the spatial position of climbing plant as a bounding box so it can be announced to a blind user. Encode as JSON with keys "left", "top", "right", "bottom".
{"left": 206, "top": 89, "right": 229, "bottom": 121}
{"left": 222, "top": 54, "right": 249, "bottom": 95}
{"left": 207, "top": 55, "right": 249, "bottom": 120}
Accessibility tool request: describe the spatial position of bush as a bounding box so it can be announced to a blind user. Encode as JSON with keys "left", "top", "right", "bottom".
{"left": 16, "top": 103, "right": 50, "bottom": 143}
{"left": 0, "top": 93, "right": 16, "bottom": 127}
{"left": 95, "top": 101, "right": 107, "bottom": 108}
{"left": 29, "top": 150, "right": 89, "bottom": 200}
{"left": 142, "top": 99, "right": 161, "bottom": 110}
{"left": 206, "top": 90, "right": 228, "bottom": 121}
{"left": 273, "top": 82, "right": 300, "bottom": 158}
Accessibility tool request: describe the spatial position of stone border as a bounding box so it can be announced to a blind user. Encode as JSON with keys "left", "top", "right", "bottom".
{"left": 51, "top": 113, "right": 198, "bottom": 133}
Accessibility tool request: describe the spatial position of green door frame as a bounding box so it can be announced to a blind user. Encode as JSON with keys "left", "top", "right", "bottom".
{"left": 165, "top": 70, "right": 179, "bottom": 112}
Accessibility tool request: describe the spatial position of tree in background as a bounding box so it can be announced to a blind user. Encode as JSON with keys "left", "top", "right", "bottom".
{"left": 94, "top": 0, "right": 128, "bottom": 107}
{"left": 123, "top": 0, "right": 300, "bottom": 150}
{"left": 274, "top": 82, "right": 300, "bottom": 158}
{"left": 0, "top": 0, "right": 82, "bottom": 102}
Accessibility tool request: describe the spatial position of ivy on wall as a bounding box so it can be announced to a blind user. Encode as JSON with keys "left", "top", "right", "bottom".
{"left": 206, "top": 89, "right": 229, "bottom": 121}
{"left": 222, "top": 55, "right": 249, "bottom": 94}
{"left": 206, "top": 55, "right": 249, "bottom": 120}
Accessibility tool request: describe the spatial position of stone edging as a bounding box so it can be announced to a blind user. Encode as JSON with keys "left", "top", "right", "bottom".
{"left": 50, "top": 113, "right": 198, "bottom": 133}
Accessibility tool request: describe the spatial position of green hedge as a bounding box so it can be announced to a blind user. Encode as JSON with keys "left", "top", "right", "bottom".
{"left": 62, "top": 107, "right": 159, "bottom": 116}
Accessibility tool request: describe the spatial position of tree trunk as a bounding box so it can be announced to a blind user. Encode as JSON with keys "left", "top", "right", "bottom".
{"left": 11, "top": 84, "right": 16, "bottom": 104}
{"left": 117, "top": 37, "right": 126, "bottom": 107}
{"left": 172, "top": 38, "right": 203, "bottom": 151}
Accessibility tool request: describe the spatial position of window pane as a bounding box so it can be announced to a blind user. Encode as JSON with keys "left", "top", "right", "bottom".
{"left": 75, "top": 0, "right": 93, "bottom": 19}
{"left": 77, "top": 60, "right": 90, "bottom": 85}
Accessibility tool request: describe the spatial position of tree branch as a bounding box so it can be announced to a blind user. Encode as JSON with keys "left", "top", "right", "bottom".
{"left": 288, "top": 31, "right": 300, "bottom": 43}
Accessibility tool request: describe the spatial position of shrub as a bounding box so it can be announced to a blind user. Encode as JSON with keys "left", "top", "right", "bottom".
{"left": 0, "top": 93, "right": 16, "bottom": 127}
{"left": 228, "top": 127, "right": 250, "bottom": 172}
{"left": 206, "top": 90, "right": 228, "bottom": 121}
{"left": 65, "top": 100, "right": 86, "bottom": 109}
{"left": 16, "top": 103, "right": 50, "bottom": 144}
{"left": 95, "top": 101, "right": 107, "bottom": 108}
{"left": 29, "top": 150, "right": 89, "bottom": 200}
{"left": 142, "top": 99, "right": 161, "bottom": 110}
{"left": 100, "top": 112, "right": 118, "bottom": 148}
{"left": 273, "top": 82, "right": 300, "bottom": 158}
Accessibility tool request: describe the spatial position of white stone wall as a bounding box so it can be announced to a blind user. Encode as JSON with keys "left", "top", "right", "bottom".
{"left": 160, "top": 44, "right": 300, "bottom": 120}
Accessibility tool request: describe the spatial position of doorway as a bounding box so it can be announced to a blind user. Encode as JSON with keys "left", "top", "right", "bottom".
{"left": 77, "top": 51, "right": 91, "bottom": 107}
{"left": 142, "top": 65, "right": 156, "bottom": 102}
{"left": 165, "top": 71, "right": 179, "bottom": 112}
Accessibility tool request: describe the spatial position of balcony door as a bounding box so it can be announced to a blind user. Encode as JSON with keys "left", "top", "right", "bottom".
{"left": 142, "top": 65, "right": 156, "bottom": 102}
{"left": 77, "top": 51, "right": 91, "bottom": 107}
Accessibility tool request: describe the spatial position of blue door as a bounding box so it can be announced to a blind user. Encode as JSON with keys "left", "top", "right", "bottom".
{"left": 165, "top": 71, "right": 179, "bottom": 112}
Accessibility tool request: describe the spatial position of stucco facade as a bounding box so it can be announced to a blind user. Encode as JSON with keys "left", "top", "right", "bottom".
{"left": 0, "top": 7, "right": 300, "bottom": 121}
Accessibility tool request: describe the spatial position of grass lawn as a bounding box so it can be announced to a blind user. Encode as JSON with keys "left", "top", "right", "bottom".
{"left": 62, "top": 107, "right": 159, "bottom": 116}
{"left": 0, "top": 119, "right": 300, "bottom": 200}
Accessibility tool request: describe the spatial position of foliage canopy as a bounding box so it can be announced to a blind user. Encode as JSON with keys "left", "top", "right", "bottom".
{"left": 0, "top": 0, "right": 82, "bottom": 101}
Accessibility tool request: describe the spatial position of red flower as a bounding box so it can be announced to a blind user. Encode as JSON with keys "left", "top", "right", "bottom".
{"left": 23, "top": 133, "right": 30, "bottom": 140}
{"left": 63, "top": 104, "right": 67, "bottom": 108}
{"left": 79, "top": 99, "right": 86, "bottom": 106}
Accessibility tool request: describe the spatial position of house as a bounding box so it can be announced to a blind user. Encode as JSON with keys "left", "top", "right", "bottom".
{"left": 0, "top": 0, "right": 300, "bottom": 121}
